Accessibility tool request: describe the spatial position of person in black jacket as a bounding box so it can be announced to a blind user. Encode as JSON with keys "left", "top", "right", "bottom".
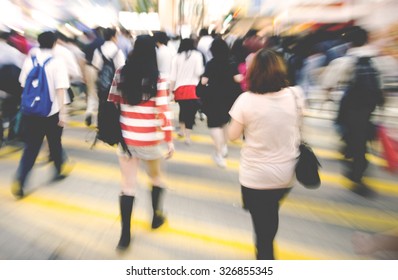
{"left": 322, "top": 27, "right": 385, "bottom": 197}
{"left": 200, "top": 38, "right": 242, "bottom": 168}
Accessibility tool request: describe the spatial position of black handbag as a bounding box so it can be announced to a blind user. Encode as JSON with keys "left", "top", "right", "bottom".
{"left": 195, "top": 79, "right": 208, "bottom": 99}
{"left": 291, "top": 89, "right": 321, "bottom": 189}
{"left": 296, "top": 142, "right": 321, "bottom": 189}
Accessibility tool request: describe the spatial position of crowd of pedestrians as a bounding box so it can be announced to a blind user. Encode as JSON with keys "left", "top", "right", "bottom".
{"left": 0, "top": 23, "right": 397, "bottom": 259}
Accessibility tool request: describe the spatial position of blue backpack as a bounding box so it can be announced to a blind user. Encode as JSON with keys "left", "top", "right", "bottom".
{"left": 21, "top": 56, "right": 52, "bottom": 117}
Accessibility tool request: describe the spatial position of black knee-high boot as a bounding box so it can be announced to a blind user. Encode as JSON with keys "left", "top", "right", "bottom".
{"left": 151, "top": 186, "right": 166, "bottom": 229}
{"left": 117, "top": 195, "right": 134, "bottom": 250}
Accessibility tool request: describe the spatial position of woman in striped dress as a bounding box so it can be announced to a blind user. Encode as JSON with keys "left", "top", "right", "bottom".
{"left": 108, "top": 35, "right": 174, "bottom": 251}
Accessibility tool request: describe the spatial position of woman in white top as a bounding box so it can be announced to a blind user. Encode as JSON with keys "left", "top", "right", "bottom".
{"left": 228, "top": 49, "right": 304, "bottom": 259}
{"left": 170, "top": 39, "right": 204, "bottom": 144}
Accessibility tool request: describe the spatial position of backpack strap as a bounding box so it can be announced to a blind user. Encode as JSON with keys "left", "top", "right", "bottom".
{"left": 98, "top": 47, "right": 109, "bottom": 63}
{"left": 31, "top": 56, "right": 38, "bottom": 66}
{"left": 98, "top": 47, "right": 117, "bottom": 66}
{"left": 43, "top": 57, "right": 52, "bottom": 66}
{"left": 31, "top": 56, "right": 52, "bottom": 67}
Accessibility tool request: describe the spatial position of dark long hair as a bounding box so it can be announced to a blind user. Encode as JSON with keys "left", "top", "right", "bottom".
{"left": 118, "top": 35, "right": 159, "bottom": 105}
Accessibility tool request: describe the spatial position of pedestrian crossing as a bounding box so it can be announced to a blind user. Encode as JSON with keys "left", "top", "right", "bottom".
{"left": 0, "top": 120, "right": 397, "bottom": 260}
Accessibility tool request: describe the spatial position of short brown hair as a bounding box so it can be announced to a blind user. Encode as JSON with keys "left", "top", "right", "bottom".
{"left": 247, "top": 49, "right": 288, "bottom": 94}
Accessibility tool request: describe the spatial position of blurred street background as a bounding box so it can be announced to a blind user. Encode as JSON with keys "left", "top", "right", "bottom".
{"left": 0, "top": 0, "right": 398, "bottom": 260}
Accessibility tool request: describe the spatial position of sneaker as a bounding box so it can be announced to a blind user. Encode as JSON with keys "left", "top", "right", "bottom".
{"left": 221, "top": 145, "right": 228, "bottom": 158}
{"left": 213, "top": 153, "right": 226, "bottom": 168}
{"left": 11, "top": 180, "right": 24, "bottom": 199}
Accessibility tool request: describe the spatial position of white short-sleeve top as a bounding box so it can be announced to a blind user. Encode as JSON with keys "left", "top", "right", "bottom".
{"left": 229, "top": 86, "right": 304, "bottom": 189}
{"left": 19, "top": 48, "right": 70, "bottom": 117}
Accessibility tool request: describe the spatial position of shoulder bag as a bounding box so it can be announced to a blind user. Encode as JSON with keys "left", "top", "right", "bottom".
{"left": 291, "top": 88, "right": 321, "bottom": 189}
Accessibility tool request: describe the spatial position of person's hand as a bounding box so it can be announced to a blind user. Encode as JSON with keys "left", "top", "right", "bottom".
{"left": 164, "top": 142, "right": 175, "bottom": 159}
{"left": 58, "top": 110, "right": 67, "bottom": 127}
{"left": 58, "top": 120, "right": 65, "bottom": 127}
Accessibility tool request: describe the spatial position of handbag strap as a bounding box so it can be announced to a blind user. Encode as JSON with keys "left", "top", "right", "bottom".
{"left": 289, "top": 87, "right": 304, "bottom": 141}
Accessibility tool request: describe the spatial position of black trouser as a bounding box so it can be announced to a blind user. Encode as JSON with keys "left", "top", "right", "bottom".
{"left": 16, "top": 113, "right": 63, "bottom": 187}
{"left": 344, "top": 111, "right": 371, "bottom": 183}
{"left": 177, "top": 100, "right": 199, "bottom": 129}
{"left": 241, "top": 186, "right": 291, "bottom": 260}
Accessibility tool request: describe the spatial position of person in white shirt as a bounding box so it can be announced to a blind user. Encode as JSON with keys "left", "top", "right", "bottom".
{"left": 54, "top": 37, "right": 82, "bottom": 84}
{"left": 170, "top": 38, "right": 204, "bottom": 144}
{"left": 53, "top": 34, "right": 83, "bottom": 105}
{"left": 154, "top": 31, "right": 173, "bottom": 81}
{"left": 228, "top": 49, "right": 304, "bottom": 259}
{"left": 117, "top": 28, "right": 133, "bottom": 59}
{"left": 87, "top": 28, "right": 125, "bottom": 126}
{"left": 12, "top": 31, "right": 70, "bottom": 199}
{"left": 82, "top": 28, "right": 105, "bottom": 127}
{"left": 92, "top": 28, "right": 125, "bottom": 72}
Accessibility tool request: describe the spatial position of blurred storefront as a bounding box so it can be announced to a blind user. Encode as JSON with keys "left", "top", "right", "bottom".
{"left": 0, "top": 0, "right": 397, "bottom": 43}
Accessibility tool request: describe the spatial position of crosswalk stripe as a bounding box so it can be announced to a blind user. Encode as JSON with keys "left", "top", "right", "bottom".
{"left": 59, "top": 135, "right": 397, "bottom": 192}
{"left": 66, "top": 119, "right": 387, "bottom": 166}
{"left": 2, "top": 120, "right": 388, "bottom": 167}
{"left": 1, "top": 133, "right": 396, "bottom": 259}
{"left": 0, "top": 185, "right": 352, "bottom": 260}
{"left": 1, "top": 148, "right": 397, "bottom": 232}
{"left": 67, "top": 120, "right": 244, "bottom": 146}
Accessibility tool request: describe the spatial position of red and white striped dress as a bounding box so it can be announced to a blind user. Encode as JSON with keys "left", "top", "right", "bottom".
{"left": 108, "top": 68, "right": 173, "bottom": 147}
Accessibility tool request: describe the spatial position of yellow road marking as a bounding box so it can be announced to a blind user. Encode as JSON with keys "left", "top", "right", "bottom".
{"left": 66, "top": 119, "right": 386, "bottom": 165}
{"left": 0, "top": 186, "right": 351, "bottom": 260}
{"left": 1, "top": 150, "right": 397, "bottom": 232}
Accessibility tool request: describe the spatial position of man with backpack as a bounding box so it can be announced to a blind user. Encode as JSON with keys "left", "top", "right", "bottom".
{"left": 82, "top": 27, "right": 105, "bottom": 127}
{"left": 90, "top": 28, "right": 125, "bottom": 147}
{"left": 11, "top": 31, "right": 70, "bottom": 198}
{"left": 322, "top": 27, "right": 385, "bottom": 197}
{"left": 92, "top": 28, "right": 125, "bottom": 102}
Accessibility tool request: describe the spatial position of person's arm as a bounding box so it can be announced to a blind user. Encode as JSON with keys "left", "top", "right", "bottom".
{"left": 228, "top": 118, "right": 244, "bottom": 141}
{"left": 18, "top": 54, "right": 33, "bottom": 87}
{"left": 233, "top": 74, "right": 243, "bottom": 83}
{"left": 169, "top": 81, "right": 175, "bottom": 97}
{"left": 201, "top": 76, "right": 208, "bottom": 85}
{"left": 201, "top": 61, "right": 210, "bottom": 85}
{"left": 53, "top": 58, "right": 70, "bottom": 126}
{"left": 169, "top": 56, "right": 177, "bottom": 96}
{"left": 91, "top": 49, "right": 101, "bottom": 71}
{"left": 156, "top": 80, "right": 174, "bottom": 159}
{"left": 320, "top": 57, "right": 352, "bottom": 100}
{"left": 57, "top": 88, "right": 67, "bottom": 127}
{"left": 228, "top": 93, "right": 245, "bottom": 141}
